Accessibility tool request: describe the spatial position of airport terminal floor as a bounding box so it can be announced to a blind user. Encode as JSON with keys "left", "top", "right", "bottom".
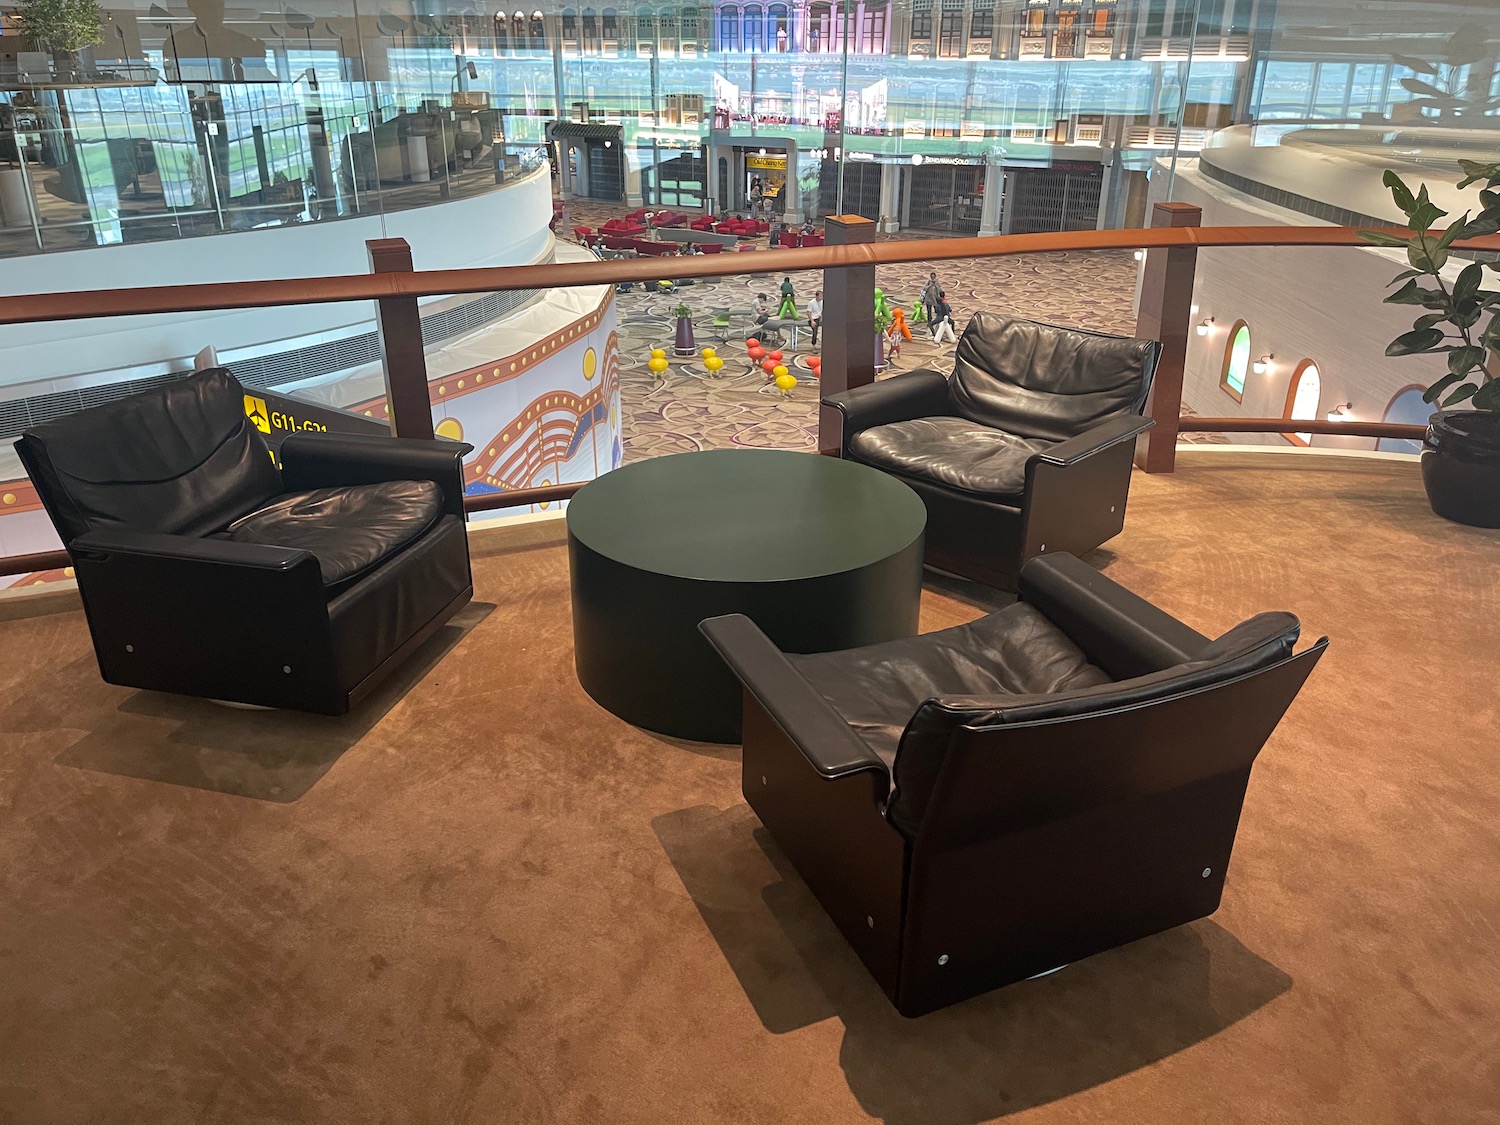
{"left": 1, "top": 449, "right": 1497, "bottom": 1124}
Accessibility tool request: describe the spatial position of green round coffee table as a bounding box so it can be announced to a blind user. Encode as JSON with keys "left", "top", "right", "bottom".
{"left": 567, "top": 449, "right": 926, "bottom": 743}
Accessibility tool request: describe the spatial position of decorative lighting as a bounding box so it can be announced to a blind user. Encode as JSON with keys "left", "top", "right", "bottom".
{"left": 911, "top": 152, "right": 925, "bottom": 166}
{"left": 604, "top": 139, "right": 612, "bottom": 147}
{"left": 758, "top": 146, "right": 767, "bottom": 156}
{"left": 1196, "top": 316, "right": 1215, "bottom": 336}
{"left": 1326, "top": 403, "right": 1353, "bottom": 422}
{"left": 1132, "top": 249, "right": 1145, "bottom": 261}
{"left": 1253, "top": 353, "right": 1274, "bottom": 375}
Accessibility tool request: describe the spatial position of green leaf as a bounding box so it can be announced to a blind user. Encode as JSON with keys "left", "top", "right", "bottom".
{"left": 1384, "top": 170, "right": 1417, "bottom": 215}
{"left": 1400, "top": 77, "right": 1450, "bottom": 99}
{"left": 1455, "top": 299, "right": 1483, "bottom": 329}
{"left": 1473, "top": 379, "right": 1500, "bottom": 411}
{"left": 1480, "top": 189, "right": 1500, "bottom": 211}
{"left": 1358, "top": 230, "right": 1413, "bottom": 248}
{"left": 1444, "top": 25, "right": 1488, "bottom": 67}
{"left": 1384, "top": 277, "right": 1448, "bottom": 307}
{"left": 1407, "top": 235, "right": 1448, "bottom": 269}
{"left": 1448, "top": 345, "right": 1487, "bottom": 374}
{"left": 1392, "top": 53, "right": 1438, "bottom": 75}
{"left": 1423, "top": 374, "right": 1463, "bottom": 403}
{"left": 1435, "top": 213, "right": 1472, "bottom": 250}
{"left": 1443, "top": 383, "right": 1479, "bottom": 407}
{"left": 1459, "top": 213, "right": 1500, "bottom": 238}
{"left": 1414, "top": 312, "right": 1447, "bottom": 330}
{"left": 1408, "top": 199, "right": 1448, "bottom": 236}
{"left": 1454, "top": 262, "right": 1485, "bottom": 303}
{"left": 1387, "top": 327, "right": 1447, "bottom": 356}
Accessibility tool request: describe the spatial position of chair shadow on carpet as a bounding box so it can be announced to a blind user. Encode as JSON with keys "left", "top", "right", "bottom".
{"left": 654, "top": 802, "right": 1292, "bottom": 1125}
{"left": 47, "top": 602, "right": 495, "bottom": 803}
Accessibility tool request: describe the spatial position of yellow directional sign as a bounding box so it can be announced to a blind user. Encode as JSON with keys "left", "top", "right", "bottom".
{"left": 244, "top": 395, "right": 271, "bottom": 434}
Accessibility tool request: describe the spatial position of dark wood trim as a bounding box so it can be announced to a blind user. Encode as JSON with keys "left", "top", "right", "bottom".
{"left": 5, "top": 225, "right": 1499, "bottom": 326}
{"left": 464, "top": 481, "right": 586, "bottom": 511}
{"left": 368, "top": 238, "right": 436, "bottom": 441}
{"left": 1179, "top": 418, "right": 1425, "bottom": 439}
{"left": 0, "top": 550, "right": 71, "bottom": 577}
{"left": 1133, "top": 201, "right": 1202, "bottom": 474}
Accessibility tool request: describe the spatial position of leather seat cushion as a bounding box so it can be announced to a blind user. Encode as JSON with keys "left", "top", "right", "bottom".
{"left": 848, "top": 417, "right": 1054, "bottom": 501}
{"left": 789, "top": 602, "right": 1113, "bottom": 766}
{"left": 224, "top": 480, "right": 444, "bottom": 588}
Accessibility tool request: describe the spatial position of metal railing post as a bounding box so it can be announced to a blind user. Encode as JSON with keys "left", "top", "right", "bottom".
{"left": 818, "top": 214, "right": 877, "bottom": 455}
{"left": 367, "top": 237, "right": 436, "bottom": 440}
{"left": 1134, "top": 201, "right": 1202, "bottom": 474}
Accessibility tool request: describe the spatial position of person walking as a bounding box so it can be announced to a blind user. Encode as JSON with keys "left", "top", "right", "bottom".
{"left": 806, "top": 289, "right": 823, "bottom": 347}
{"left": 919, "top": 271, "right": 942, "bottom": 328}
{"left": 931, "top": 291, "right": 957, "bottom": 345}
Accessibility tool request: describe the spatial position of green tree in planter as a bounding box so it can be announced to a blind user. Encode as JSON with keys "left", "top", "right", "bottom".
{"left": 1360, "top": 160, "right": 1500, "bottom": 413}
{"left": 15, "top": 0, "right": 103, "bottom": 79}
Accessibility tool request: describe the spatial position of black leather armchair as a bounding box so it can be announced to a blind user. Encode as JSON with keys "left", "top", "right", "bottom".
{"left": 16, "top": 368, "right": 474, "bottom": 715}
{"left": 823, "top": 313, "right": 1162, "bottom": 589}
{"left": 701, "top": 552, "right": 1326, "bottom": 1017}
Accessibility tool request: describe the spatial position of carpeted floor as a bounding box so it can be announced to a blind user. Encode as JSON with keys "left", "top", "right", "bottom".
{"left": 1, "top": 451, "right": 1497, "bottom": 1124}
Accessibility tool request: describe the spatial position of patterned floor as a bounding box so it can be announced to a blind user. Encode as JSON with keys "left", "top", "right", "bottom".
{"left": 563, "top": 201, "right": 1159, "bottom": 462}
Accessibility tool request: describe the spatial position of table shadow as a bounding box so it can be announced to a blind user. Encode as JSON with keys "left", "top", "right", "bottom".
{"left": 653, "top": 802, "right": 1292, "bottom": 1124}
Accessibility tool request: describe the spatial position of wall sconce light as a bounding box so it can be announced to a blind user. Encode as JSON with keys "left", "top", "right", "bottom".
{"left": 1196, "top": 316, "right": 1214, "bottom": 336}
{"left": 603, "top": 139, "right": 612, "bottom": 147}
{"left": 1132, "top": 249, "right": 1145, "bottom": 261}
{"left": 1252, "top": 353, "right": 1274, "bottom": 375}
{"left": 1326, "top": 402, "right": 1353, "bottom": 422}
{"left": 758, "top": 146, "right": 767, "bottom": 156}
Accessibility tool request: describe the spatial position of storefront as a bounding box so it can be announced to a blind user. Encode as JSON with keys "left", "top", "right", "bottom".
{"left": 907, "top": 160, "right": 987, "bottom": 233}
{"left": 550, "top": 123, "right": 625, "bottom": 202}
{"left": 1003, "top": 161, "right": 1104, "bottom": 234}
{"left": 744, "top": 151, "right": 787, "bottom": 214}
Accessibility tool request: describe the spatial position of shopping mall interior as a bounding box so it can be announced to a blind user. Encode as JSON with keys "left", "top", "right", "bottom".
{"left": 1, "top": 1, "right": 1498, "bottom": 1122}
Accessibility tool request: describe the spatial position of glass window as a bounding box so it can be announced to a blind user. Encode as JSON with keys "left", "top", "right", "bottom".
{"left": 681, "top": 6, "right": 700, "bottom": 45}
{"left": 912, "top": 1, "right": 933, "bottom": 42}
{"left": 531, "top": 12, "right": 545, "bottom": 47}
{"left": 602, "top": 7, "right": 619, "bottom": 39}
{"left": 769, "top": 3, "right": 788, "bottom": 51}
{"left": 744, "top": 4, "right": 762, "bottom": 51}
{"left": 809, "top": 1, "right": 830, "bottom": 50}
{"left": 939, "top": 0, "right": 964, "bottom": 58}
{"left": 1377, "top": 385, "right": 1430, "bottom": 454}
{"left": 1221, "top": 320, "right": 1250, "bottom": 402}
{"left": 1284, "top": 360, "right": 1322, "bottom": 446}
{"left": 861, "top": 4, "right": 887, "bottom": 52}
{"left": 638, "top": 7, "right": 655, "bottom": 43}
{"left": 1143, "top": 0, "right": 1168, "bottom": 37}
{"left": 719, "top": 5, "right": 739, "bottom": 50}
{"left": 1196, "top": 0, "right": 1225, "bottom": 36}
{"left": 971, "top": 3, "right": 995, "bottom": 40}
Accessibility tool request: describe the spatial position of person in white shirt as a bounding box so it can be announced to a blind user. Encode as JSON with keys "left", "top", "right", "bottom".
{"left": 806, "top": 291, "right": 824, "bottom": 347}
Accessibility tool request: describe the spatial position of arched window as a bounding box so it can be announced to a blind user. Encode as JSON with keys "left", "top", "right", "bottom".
{"left": 1378, "top": 384, "right": 1431, "bottom": 454}
{"left": 1220, "top": 319, "right": 1250, "bottom": 402}
{"left": 1283, "top": 359, "right": 1322, "bottom": 446}
{"left": 581, "top": 7, "right": 598, "bottom": 53}
{"left": 513, "top": 11, "right": 526, "bottom": 46}
{"left": 561, "top": 7, "right": 578, "bottom": 47}
{"left": 718, "top": 4, "right": 739, "bottom": 50}
{"left": 638, "top": 6, "right": 655, "bottom": 43}
{"left": 494, "top": 11, "right": 509, "bottom": 51}
{"left": 743, "top": 4, "right": 763, "bottom": 52}
{"left": 531, "top": 10, "right": 546, "bottom": 48}
{"left": 681, "top": 6, "right": 700, "bottom": 48}
{"left": 602, "top": 6, "right": 619, "bottom": 41}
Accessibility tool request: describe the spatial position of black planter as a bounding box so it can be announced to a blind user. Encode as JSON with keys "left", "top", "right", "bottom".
{"left": 673, "top": 317, "right": 696, "bottom": 357}
{"left": 1422, "top": 410, "right": 1500, "bottom": 528}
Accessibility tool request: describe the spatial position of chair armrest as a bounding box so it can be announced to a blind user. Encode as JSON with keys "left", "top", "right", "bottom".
{"left": 1032, "top": 414, "right": 1154, "bottom": 468}
{"left": 71, "top": 528, "right": 315, "bottom": 571}
{"left": 279, "top": 433, "right": 473, "bottom": 517}
{"left": 699, "top": 614, "right": 889, "bottom": 782}
{"left": 820, "top": 370, "right": 952, "bottom": 453}
{"left": 1018, "top": 553, "right": 1212, "bottom": 678}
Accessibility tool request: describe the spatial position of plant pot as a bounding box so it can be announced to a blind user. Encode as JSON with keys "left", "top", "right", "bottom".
{"left": 1421, "top": 410, "right": 1500, "bottom": 528}
{"left": 673, "top": 316, "right": 696, "bottom": 356}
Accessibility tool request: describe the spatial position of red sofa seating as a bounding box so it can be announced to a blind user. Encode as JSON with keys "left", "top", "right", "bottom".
{"left": 632, "top": 239, "right": 678, "bottom": 256}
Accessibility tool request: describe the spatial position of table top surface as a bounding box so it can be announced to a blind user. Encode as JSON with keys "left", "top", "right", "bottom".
{"left": 567, "top": 449, "right": 926, "bottom": 583}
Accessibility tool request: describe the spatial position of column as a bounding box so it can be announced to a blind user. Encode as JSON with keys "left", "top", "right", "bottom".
{"left": 878, "top": 162, "right": 901, "bottom": 233}
{"left": 978, "top": 162, "right": 1003, "bottom": 236}
{"left": 818, "top": 215, "right": 878, "bottom": 455}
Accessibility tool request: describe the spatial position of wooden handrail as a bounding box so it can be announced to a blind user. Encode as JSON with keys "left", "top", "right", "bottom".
{"left": 4, "top": 223, "right": 1498, "bottom": 325}
{"left": 1180, "top": 418, "right": 1426, "bottom": 440}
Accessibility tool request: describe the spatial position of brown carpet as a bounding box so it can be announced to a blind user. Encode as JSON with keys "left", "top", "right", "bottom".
{"left": 1, "top": 451, "right": 1497, "bottom": 1125}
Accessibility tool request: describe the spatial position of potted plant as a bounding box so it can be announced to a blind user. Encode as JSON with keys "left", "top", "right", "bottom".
{"left": 672, "top": 302, "right": 696, "bottom": 356}
{"left": 1361, "top": 161, "right": 1500, "bottom": 527}
{"left": 14, "top": 0, "right": 103, "bottom": 83}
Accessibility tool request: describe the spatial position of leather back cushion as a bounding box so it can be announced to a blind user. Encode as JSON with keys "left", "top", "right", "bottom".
{"left": 948, "top": 313, "right": 1157, "bottom": 442}
{"left": 886, "top": 611, "right": 1300, "bottom": 838}
{"left": 16, "top": 368, "right": 282, "bottom": 543}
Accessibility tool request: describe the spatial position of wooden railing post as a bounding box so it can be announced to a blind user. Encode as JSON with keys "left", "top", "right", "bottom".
{"left": 1134, "top": 201, "right": 1201, "bottom": 474}
{"left": 367, "top": 237, "right": 435, "bottom": 441}
{"left": 818, "top": 214, "right": 877, "bottom": 455}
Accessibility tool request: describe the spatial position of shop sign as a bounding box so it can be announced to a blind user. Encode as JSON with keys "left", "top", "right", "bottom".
{"left": 244, "top": 391, "right": 389, "bottom": 448}
{"left": 746, "top": 153, "right": 787, "bottom": 171}
{"left": 914, "top": 156, "right": 984, "bottom": 166}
